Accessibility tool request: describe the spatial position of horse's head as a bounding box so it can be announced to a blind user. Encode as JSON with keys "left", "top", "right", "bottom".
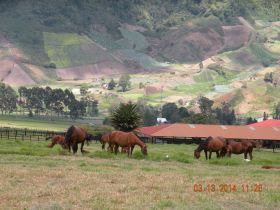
{"left": 61, "top": 141, "right": 69, "bottom": 150}
{"left": 141, "top": 145, "right": 148, "bottom": 156}
{"left": 194, "top": 149, "right": 200, "bottom": 159}
{"left": 220, "top": 147, "right": 228, "bottom": 157}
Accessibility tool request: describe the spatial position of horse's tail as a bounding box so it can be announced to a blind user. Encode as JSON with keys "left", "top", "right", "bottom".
{"left": 65, "top": 125, "right": 75, "bottom": 147}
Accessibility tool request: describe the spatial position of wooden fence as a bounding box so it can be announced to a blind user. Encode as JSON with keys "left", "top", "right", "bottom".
{"left": 0, "top": 127, "right": 65, "bottom": 141}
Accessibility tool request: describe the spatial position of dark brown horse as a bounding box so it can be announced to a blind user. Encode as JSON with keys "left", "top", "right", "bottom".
{"left": 109, "top": 131, "right": 147, "bottom": 156}
{"left": 46, "top": 135, "right": 67, "bottom": 149}
{"left": 194, "top": 136, "right": 227, "bottom": 160}
{"left": 64, "top": 126, "right": 91, "bottom": 154}
{"left": 224, "top": 140, "right": 254, "bottom": 160}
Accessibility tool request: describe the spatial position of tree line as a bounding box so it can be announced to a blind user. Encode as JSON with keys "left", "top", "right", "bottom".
{"left": 0, "top": 83, "right": 98, "bottom": 119}
{"left": 108, "top": 96, "right": 280, "bottom": 132}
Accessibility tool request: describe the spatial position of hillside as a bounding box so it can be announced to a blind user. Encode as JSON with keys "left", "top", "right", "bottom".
{"left": 0, "top": 0, "right": 280, "bottom": 117}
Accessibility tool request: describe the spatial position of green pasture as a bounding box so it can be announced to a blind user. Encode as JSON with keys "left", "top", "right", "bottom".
{"left": 0, "top": 139, "right": 279, "bottom": 210}
{"left": 0, "top": 115, "right": 71, "bottom": 131}
{"left": 44, "top": 32, "right": 102, "bottom": 68}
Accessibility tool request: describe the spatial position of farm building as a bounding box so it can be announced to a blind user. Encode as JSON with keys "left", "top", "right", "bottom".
{"left": 249, "top": 119, "right": 280, "bottom": 127}
{"left": 135, "top": 123, "right": 280, "bottom": 150}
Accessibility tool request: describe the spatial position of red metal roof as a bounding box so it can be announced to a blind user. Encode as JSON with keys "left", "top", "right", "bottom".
{"left": 135, "top": 124, "right": 171, "bottom": 136}
{"left": 249, "top": 120, "right": 280, "bottom": 127}
{"left": 136, "top": 123, "right": 280, "bottom": 141}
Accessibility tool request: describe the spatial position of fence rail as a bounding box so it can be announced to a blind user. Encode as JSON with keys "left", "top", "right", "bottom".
{"left": 0, "top": 127, "right": 65, "bottom": 141}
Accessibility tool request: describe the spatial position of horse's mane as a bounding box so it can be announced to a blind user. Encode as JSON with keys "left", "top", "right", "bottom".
{"left": 65, "top": 125, "right": 75, "bottom": 146}
{"left": 130, "top": 132, "right": 145, "bottom": 146}
{"left": 196, "top": 136, "right": 211, "bottom": 151}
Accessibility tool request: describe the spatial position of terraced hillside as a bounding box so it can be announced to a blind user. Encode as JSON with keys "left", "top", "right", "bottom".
{"left": 0, "top": 0, "right": 279, "bottom": 117}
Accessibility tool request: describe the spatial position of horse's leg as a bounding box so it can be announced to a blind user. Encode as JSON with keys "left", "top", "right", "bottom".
{"left": 130, "top": 145, "right": 135, "bottom": 156}
{"left": 80, "top": 141, "right": 85, "bottom": 153}
{"left": 72, "top": 143, "right": 78, "bottom": 154}
{"left": 249, "top": 151, "right": 253, "bottom": 160}
{"left": 102, "top": 142, "right": 105, "bottom": 150}
{"left": 127, "top": 147, "right": 131, "bottom": 157}
{"left": 209, "top": 151, "right": 212, "bottom": 160}
{"left": 204, "top": 149, "right": 208, "bottom": 160}
{"left": 244, "top": 151, "right": 248, "bottom": 159}
{"left": 114, "top": 144, "right": 119, "bottom": 155}
{"left": 216, "top": 151, "right": 220, "bottom": 158}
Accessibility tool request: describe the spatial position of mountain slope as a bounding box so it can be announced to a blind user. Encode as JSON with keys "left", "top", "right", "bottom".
{"left": 0, "top": 0, "right": 279, "bottom": 86}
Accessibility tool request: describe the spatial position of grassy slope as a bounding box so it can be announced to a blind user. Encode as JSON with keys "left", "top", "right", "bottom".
{"left": 0, "top": 140, "right": 279, "bottom": 209}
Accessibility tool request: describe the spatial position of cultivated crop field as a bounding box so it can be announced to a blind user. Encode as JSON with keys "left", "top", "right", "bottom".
{"left": 0, "top": 139, "right": 279, "bottom": 210}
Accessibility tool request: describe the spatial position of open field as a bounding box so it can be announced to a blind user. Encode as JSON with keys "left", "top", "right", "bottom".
{"left": 0, "top": 115, "right": 72, "bottom": 131}
{"left": 0, "top": 139, "right": 279, "bottom": 210}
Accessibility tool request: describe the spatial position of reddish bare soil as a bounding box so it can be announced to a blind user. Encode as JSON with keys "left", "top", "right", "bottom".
{"left": 159, "top": 28, "right": 224, "bottom": 62}
{"left": 0, "top": 59, "right": 35, "bottom": 86}
{"left": 222, "top": 25, "right": 251, "bottom": 50}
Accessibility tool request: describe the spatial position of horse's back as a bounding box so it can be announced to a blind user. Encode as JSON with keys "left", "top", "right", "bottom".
{"left": 110, "top": 131, "right": 130, "bottom": 146}
{"left": 207, "top": 136, "right": 226, "bottom": 151}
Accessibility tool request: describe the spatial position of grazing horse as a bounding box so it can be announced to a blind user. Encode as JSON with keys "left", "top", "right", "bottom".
{"left": 109, "top": 131, "right": 147, "bottom": 156}
{"left": 46, "top": 135, "right": 67, "bottom": 149}
{"left": 100, "top": 133, "right": 113, "bottom": 151}
{"left": 225, "top": 140, "right": 253, "bottom": 160}
{"left": 64, "top": 126, "right": 91, "bottom": 154}
{"left": 194, "top": 136, "right": 227, "bottom": 160}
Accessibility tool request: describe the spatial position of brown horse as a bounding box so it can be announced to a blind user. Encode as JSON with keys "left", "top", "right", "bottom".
{"left": 225, "top": 140, "right": 254, "bottom": 160}
{"left": 109, "top": 131, "right": 147, "bottom": 156}
{"left": 64, "top": 126, "right": 91, "bottom": 154}
{"left": 194, "top": 136, "right": 227, "bottom": 160}
{"left": 46, "top": 135, "right": 67, "bottom": 149}
{"left": 100, "top": 133, "right": 112, "bottom": 151}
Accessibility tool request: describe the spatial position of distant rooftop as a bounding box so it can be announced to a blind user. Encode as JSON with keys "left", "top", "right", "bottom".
{"left": 135, "top": 123, "right": 280, "bottom": 141}
{"left": 249, "top": 119, "right": 280, "bottom": 127}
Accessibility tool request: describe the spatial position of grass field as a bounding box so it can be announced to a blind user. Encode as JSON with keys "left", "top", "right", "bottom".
{"left": 0, "top": 139, "right": 279, "bottom": 210}
{"left": 0, "top": 115, "right": 72, "bottom": 131}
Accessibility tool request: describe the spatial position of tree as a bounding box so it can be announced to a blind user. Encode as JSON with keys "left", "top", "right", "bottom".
{"left": 0, "top": 83, "right": 17, "bottom": 114}
{"left": 81, "top": 96, "right": 99, "bottom": 117}
{"left": 80, "top": 84, "right": 89, "bottom": 96}
{"left": 108, "top": 79, "right": 117, "bottom": 90}
{"left": 162, "top": 103, "right": 178, "bottom": 121}
{"left": 264, "top": 72, "right": 273, "bottom": 83}
{"left": 183, "top": 113, "right": 218, "bottom": 124}
{"left": 214, "top": 102, "right": 236, "bottom": 125}
{"left": 69, "top": 100, "right": 86, "bottom": 119}
{"left": 118, "top": 74, "right": 131, "bottom": 92}
{"left": 263, "top": 112, "right": 268, "bottom": 121}
{"left": 110, "top": 102, "right": 141, "bottom": 131}
{"left": 273, "top": 102, "right": 280, "bottom": 119}
{"left": 246, "top": 117, "right": 257, "bottom": 125}
{"left": 136, "top": 98, "right": 159, "bottom": 126}
{"left": 198, "top": 96, "right": 214, "bottom": 115}
{"left": 199, "top": 61, "right": 203, "bottom": 70}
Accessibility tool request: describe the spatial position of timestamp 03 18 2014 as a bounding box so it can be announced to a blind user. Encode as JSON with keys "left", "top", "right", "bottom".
{"left": 193, "top": 183, "right": 263, "bottom": 193}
